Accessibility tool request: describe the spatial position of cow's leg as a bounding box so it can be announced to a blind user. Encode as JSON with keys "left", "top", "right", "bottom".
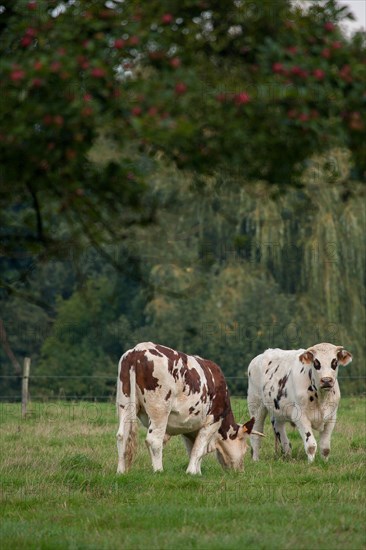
{"left": 319, "top": 418, "right": 336, "bottom": 461}
{"left": 145, "top": 416, "right": 169, "bottom": 473}
{"left": 186, "top": 424, "right": 218, "bottom": 475}
{"left": 295, "top": 420, "right": 317, "bottom": 462}
{"left": 271, "top": 418, "right": 292, "bottom": 457}
{"left": 116, "top": 407, "right": 134, "bottom": 474}
{"left": 248, "top": 401, "right": 267, "bottom": 461}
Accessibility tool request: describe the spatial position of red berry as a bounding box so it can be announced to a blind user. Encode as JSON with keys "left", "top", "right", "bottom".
{"left": 175, "top": 82, "right": 187, "bottom": 95}
{"left": 114, "top": 39, "right": 125, "bottom": 49}
{"left": 332, "top": 41, "right": 342, "bottom": 49}
{"left": 31, "top": 78, "right": 43, "bottom": 88}
{"left": 287, "top": 109, "right": 297, "bottom": 119}
{"left": 91, "top": 67, "right": 105, "bottom": 78}
{"left": 81, "top": 106, "right": 93, "bottom": 117}
{"left": 34, "top": 60, "right": 43, "bottom": 70}
{"left": 313, "top": 69, "right": 325, "bottom": 80}
{"left": 26, "top": 27, "right": 37, "bottom": 37}
{"left": 54, "top": 115, "right": 64, "bottom": 126}
{"left": 234, "top": 92, "right": 250, "bottom": 105}
{"left": 50, "top": 61, "right": 61, "bottom": 72}
{"left": 162, "top": 13, "right": 174, "bottom": 25}
{"left": 169, "top": 57, "right": 181, "bottom": 68}
{"left": 131, "top": 106, "right": 142, "bottom": 116}
{"left": 10, "top": 69, "right": 25, "bottom": 81}
{"left": 321, "top": 48, "right": 331, "bottom": 59}
{"left": 129, "top": 36, "right": 139, "bottom": 46}
{"left": 324, "top": 21, "right": 336, "bottom": 32}
{"left": 286, "top": 46, "right": 297, "bottom": 55}
{"left": 272, "top": 62, "right": 284, "bottom": 74}
{"left": 21, "top": 36, "right": 33, "bottom": 47}
{"left": 27, "top": 1, "right": 37, "bottom": 10}
{"left": 216, "top": 93, "right": 227, "bottom": 103}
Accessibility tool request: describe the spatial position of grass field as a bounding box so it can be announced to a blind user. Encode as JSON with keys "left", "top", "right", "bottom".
{"left": 1, "top": 397, "right": 365, "bottom": 549}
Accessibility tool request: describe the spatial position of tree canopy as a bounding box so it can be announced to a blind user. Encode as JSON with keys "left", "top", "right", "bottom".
{"left": 0, "top": 0, "right": 365, "bottom": 398}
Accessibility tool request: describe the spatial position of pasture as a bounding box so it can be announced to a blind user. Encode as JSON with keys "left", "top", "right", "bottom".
{"left": 1, "top": 397, "right": 365, "bottom": 550}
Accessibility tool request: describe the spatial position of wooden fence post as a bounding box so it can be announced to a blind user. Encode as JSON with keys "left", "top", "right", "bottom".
{"left": 22, "top": 357, "right": 31, "bottom": 419}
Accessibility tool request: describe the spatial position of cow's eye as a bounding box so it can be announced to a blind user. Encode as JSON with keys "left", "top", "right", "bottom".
{"left": 331, "top": 359, "right": 338, "bottom": 370}
{"left": 313, "top": 359, "right": 321, "bottom": 370}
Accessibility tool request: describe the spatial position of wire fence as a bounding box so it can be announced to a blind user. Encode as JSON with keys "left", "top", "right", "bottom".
{"left": 1, "top": 373, "right": 365, "bottom": 403}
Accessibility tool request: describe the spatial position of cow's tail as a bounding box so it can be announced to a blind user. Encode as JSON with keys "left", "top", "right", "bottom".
{"left": 125, "top": 366, "right": 138, "bottom": 470}
{"left": 117, "top": 355, "right": 138, "bottom": 472}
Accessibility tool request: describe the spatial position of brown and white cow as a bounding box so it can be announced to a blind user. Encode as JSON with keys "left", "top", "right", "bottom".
{"left": 247, "top": 343, "right": 352, "bottom": 462}
{"left": 116, "top": 342, "right": 263, "bottom": 475}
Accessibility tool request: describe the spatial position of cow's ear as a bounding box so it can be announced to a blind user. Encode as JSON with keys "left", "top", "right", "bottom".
{"left": 239, "top": 416, "right": 255, "bottom": 438}
{"left": 299, "top": 349, "right": 314, "bottom": 365}
{"left": 336, "top": 347, "right": 353, "bottom": 366}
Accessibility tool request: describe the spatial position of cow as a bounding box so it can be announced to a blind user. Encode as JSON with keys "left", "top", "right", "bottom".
{"left": 247, "top": 343, "right": 352, "bottom": 462}
{"left": 116, "top": 342, "right": 263, "bottom": 475}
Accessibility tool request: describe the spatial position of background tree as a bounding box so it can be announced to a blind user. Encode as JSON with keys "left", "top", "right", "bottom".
{"left": 0, "top": 0, "right": 364, "bottom": 397}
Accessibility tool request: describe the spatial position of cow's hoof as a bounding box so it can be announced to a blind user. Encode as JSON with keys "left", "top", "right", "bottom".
{"left": 321, "top": 448, "right": 330, "bottom": 461}
{"left": 186, "top": 468, "right": 201, "bottom": 475}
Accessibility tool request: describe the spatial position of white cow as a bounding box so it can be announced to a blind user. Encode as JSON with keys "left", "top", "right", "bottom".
{"left": 116, "top": 342, "right": 263, "bottom": 475}
{"left": 247, "top": 343, "right": 352, "bottom": 462}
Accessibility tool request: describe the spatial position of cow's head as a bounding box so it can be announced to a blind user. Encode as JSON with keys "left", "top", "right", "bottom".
{"left": 215, "top": 417, "right": 264, "bottom": 471}
{"left": 299, "top": 343, "right": 352, "bottom": 391}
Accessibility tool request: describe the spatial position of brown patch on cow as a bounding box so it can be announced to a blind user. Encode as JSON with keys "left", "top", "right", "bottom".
{"left": 194, "top": 356, "right": 238, "bottom": 439}
{"left": 274, "top": 374, "right": 289, "bottom": 407}
{"left": 189, "top": 406, "right": 195, "bottom": 414}
{"left": 165, "top": 390, "right": 172, "bottom": 401}
{"left": 156, "top": 344, "right": 201, "bottom": 392}
{"left": 120, "top": 349, "right": 160, "bottom": 396}
{"left": 155, "top": 344, "right": 180, "bottom": 379}
{"left": 149, "top": 348, "right": 164, "bottom": 357}
{"left": 229, "top": 429, "right": 239, "bottom": 440}
{"left": 119, "top": 404, "right": 124, "bottom": 409}
{"left": 180, "top": 364, "right": 201, "bottom": 395}
{"left": 268, "top": 361, "right": 272, "bottom": 365}
{"left": 322, "top": 448, "right": 330, "bottom": 457}
{"left": 309, "top": 396, "right": 314, "bottom": 402}
{"left": 194, "top": 410, "right": 200, "bottom": 416}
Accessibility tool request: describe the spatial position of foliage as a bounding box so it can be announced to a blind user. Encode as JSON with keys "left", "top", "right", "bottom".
{"left": 4, "top": 151, "right": 360, "bottom": 398}
{"left": 0, "top": 1, "right": 365, "bottom": 284}
{"left": 0, "top": 1, "right": 365, "bottom": 398}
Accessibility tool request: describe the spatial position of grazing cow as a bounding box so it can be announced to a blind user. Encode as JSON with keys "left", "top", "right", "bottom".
{"left": 116, "top": 342, "right": 263, "bottom": 475}
{"left": 247, "top": 343, "right": 352, "bottom": 462}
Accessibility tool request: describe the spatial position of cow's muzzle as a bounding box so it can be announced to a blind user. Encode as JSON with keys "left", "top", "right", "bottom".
{"left": 320, "top": 377, "right": 334, "bottom": 389}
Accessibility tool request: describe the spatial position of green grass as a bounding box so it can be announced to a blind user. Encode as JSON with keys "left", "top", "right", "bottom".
{"left": 1, "top": 397, "right": 365, "bottom": 549}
